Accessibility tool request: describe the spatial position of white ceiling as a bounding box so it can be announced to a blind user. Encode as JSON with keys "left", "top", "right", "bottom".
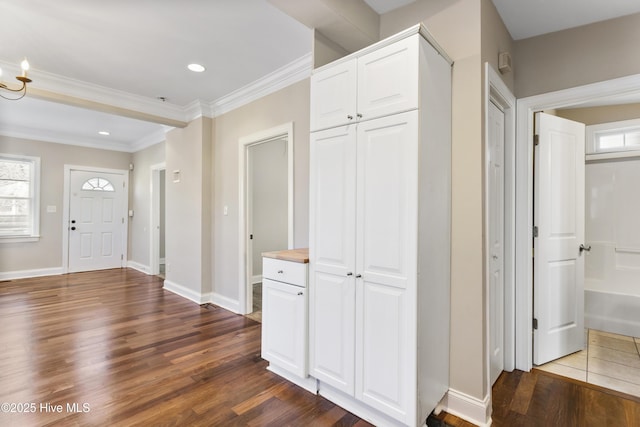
{"left": 2, "top": 0, "right": 640, "bottom": 152}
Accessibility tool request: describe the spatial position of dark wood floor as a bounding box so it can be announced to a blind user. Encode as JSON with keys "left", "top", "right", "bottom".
{"left": 2, "top": 269, "right": 640, "bottom": 427}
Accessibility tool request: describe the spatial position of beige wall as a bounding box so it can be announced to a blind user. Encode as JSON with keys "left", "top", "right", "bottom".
{"left": 129, "top": 141, "right": 165, "bottom": 270}
{"left": 0, "top": 135, "right": 130, "bottom": 273}
{"left": 556, "top": 103, "right": 640, "bottom": 125}
{"left": 382, "top": 0, "right": 488, "bottom": 403}
{"left": 515, "top": 12, "right": 640, "bottom": 98}
{"left": 165, "top": 117, "right": 212, "bottom": 298}
{"left": 481, "top": 0, "right": 514, "bottom": 92}
{"left": 212, "top": 79, "right": 310, "bottom": 302}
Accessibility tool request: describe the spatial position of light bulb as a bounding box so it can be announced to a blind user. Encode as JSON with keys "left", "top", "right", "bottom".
{"left": 20, "top": 58, "right": 29, "bottom": 77}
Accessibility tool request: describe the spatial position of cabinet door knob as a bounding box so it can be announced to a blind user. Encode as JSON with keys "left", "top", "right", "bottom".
{"left": 355, "top": 274, "right": 362, "bottom": 278}
{"left": 347, "top": 272, "right": 353, "bottom": 276}
{"left": 357, "top": 113, "right": 362, "bottom": 119}
{"left": 297, "top": 292, "right": 303, "bottom": 296}
{"left": 347, "top": 115, "right": 354, "bottom": 120}
{"left": 277, "top": 270, "right": 284, "bottom": 274}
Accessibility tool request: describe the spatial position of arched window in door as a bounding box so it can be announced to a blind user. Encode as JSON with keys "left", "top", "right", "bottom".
{"left": 81, "top": 177, "right": 115, "bottom": 192}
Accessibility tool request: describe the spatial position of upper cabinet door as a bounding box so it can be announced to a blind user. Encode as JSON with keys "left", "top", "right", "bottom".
{"left": 357, "top": 35, "right": 419, "bottom": 123}
{"left": 310, "top": 59, "right": 357, "bottom": 132}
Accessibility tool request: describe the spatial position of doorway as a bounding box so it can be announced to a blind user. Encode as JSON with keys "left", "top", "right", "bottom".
{"left": 150, "top": 163, "right": 166, "bottom": 277}
{"left": 515, "top": 73, "right": 640, "bottom": 371}
{"left": 485, "top": 63, "right": 517, "bottom": 387}
{"left": 63, "top": 165, "right": 129, "bottom": 273}
{"left": 238, "top": 123, "right": 294, "bottom": 315}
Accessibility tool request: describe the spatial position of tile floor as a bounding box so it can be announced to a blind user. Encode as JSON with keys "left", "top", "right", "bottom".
{"left": 536, "top": 329, "right": 640, "bottom": 397}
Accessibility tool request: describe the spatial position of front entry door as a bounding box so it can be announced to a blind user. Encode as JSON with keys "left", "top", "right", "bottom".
{"left": 533, "top": 112, "right": 586, "bottom": 365}
{"left": 68, "top": 170, "right": 126, "bottom": 273}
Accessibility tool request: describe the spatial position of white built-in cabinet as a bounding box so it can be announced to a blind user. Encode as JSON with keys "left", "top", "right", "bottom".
{"left": 309, "top": 24, "right": 452, "bottom": 427}
{"left": 261, "top": 254, "right": 317, "bottom": 393}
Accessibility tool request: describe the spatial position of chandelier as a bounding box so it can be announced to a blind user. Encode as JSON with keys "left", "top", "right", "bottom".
{"left": 0, "top": 58, "right": 32, "bottom": 101}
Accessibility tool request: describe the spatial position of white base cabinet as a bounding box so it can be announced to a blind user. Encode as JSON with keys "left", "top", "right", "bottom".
{"left": 309, "top": 24, "right": 452, "bottom": 427}
{"left": 261, "top": 254, "right": 317, "bottom": 393}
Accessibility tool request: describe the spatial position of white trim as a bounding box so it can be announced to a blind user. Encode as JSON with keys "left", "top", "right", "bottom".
{"left": 515, "top": 72, "right": 640, "bottom": 372}
{"left": 238, "top": 123, "right": 294, "bottom": 315}
{"left": 127, "top": 260, "right": 151, "bottom": 274}
{"left": 484, "top": 63, "right": 517, "bottom": 387}
{"left": 316, "top": 382, "right": 410, "bottom": 427}
{"left": 210, "top": 53, "right": 312, "bottom": 117}
{"left": 210, "top": 292, "right": 241, "bottom": 314}
{"left": 251, "top": 274, "right": 263, "bottom": 285}
{"left": 163, "top": 279, "right": 211, "bottom": 305}
{"left": 442, "top": 389, "right": 492, "bottom": 427}
{"left": 0, "top": 267, "right": 64, "bottom": 281}
{"left": 62, "top": 165, "right": 129, "bottom": 274}
{"left": 150, "top": 163, "right": 166, "bottom": 276}
{"left": 586, "top": 150, "right": 640, "bottom": 161}
{"left": 266, "top": 365, "right": 318, "bottom": 394}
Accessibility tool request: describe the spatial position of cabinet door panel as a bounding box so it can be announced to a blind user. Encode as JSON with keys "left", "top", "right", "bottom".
{"left": 356, "top": 281, "right": 410, "bottom": 422}
{"left": 311, "top": 59, "right": 357, "bottom": 131}
{"left": 357, "top": 36, "right": 419, "bottom": 122}
{"left": 356, "top": 111, "right": 418, "bottom": 289}
{"left": 309, "top": 126, "right": 357, "bottom": 278}
{"left": 261, "top": 279, "right": 306, "bottom": 377}
{"left": 309, "top": 272, "right": 355, "bottom": 394}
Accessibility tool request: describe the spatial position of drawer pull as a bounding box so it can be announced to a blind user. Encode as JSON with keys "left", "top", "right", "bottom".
{"left": 297, "top": 292, "right": 303, "bottom": 296}
{"left": 277, "top": 270, "right": 284, "bottom": 274}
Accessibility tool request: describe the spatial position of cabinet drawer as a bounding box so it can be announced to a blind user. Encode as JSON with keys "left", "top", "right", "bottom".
{"left": 263, "top": 257, "right": 307, "bottom": 287}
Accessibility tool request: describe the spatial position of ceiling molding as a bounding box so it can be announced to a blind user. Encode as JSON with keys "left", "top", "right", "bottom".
{"left": 210, "top": 52, "right": 313, "bottom": 117}
{"left": 0, "top": 124, "right": 133, "bottom": 152}
{"left": 0, "top": 61, "right": 190, "bottom": 124}
{"left": 129, "top": 127, "right": 171, "bottom": 153}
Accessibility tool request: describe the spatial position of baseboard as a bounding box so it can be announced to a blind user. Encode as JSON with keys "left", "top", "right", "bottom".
{"left": 317, "top": 382, "right": 408, "bottom": 427}
{"left": 442, "top": 388, "right": 492, "bottom": 427}
{"left": 251, "top": 274, "right": 262, "bottom": 285}
{"left": 127, "top": 260, "right": 151, "bottom": 274}
{"left": 163, "top": 279, "right": 210, "bottom": 305}
{"left": 211, "top": 292, "right": 241, "bottom": 314}
{"left": 585, "top": 290, "right": 640, "bottom": 337}
{"left": 0, "top": 266, "right": 65, "bottom": 281}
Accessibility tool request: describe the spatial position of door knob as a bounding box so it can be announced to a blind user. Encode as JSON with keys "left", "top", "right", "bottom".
{"left": 579, "top": 244, "right": 591, "bottom": 253}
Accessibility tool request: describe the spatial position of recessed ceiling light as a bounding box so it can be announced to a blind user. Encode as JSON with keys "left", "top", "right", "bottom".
{"left": 188, "top": 63, "right": 205, "bottom": 72}
{"left": 98, "top": 131, "right": 110, "bottom": 136}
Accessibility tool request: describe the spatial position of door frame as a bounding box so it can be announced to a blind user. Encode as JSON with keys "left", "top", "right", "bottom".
{"left": 515, "top": 73, "right": 640, "bottom": 371}
{"left": 62, "top": 164, "right": 129, "bottom": 274}
{"left": 484, "top": 63, "right": 517, "bottom": 386}
{"left": 150, "top": 162, "right": 166, "bottom": 276}
{"left": 238, "top": 122, "right": 294, "bottom": 314}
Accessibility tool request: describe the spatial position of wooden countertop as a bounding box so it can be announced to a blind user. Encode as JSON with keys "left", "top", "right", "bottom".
{"left": 262, "top": 248, "right": 309, "bottom": 264}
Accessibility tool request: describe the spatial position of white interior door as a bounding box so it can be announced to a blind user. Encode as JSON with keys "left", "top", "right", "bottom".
{"left": 68, "top": 170, "right": 126, "bottom": 273}
{"left": 533, "top": 112, "right": 586, "bottom": 365}
{"left": 488, "top": 100, "right": 505, "bottom": 384}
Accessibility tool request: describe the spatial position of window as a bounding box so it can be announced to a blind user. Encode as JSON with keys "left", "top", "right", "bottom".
{"left": 587, "top": 118, "right": 640, "bottom": 156}
{"left": 0, "top": 154, "right": 40, "bottom": 241}
{"left": 82, "top": 177, "right": 115, "bottom": 192}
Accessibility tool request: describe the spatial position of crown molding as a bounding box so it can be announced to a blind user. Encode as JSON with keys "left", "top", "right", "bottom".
{"left": 1, "top": 53, "right": 313, "bottom": 152}
{"left": 0, "top": 61, "right": 190, "bottom": 124}
{"left": 0, "top": 124, "right": 133, "bottom": 152}
{"left": 210, "top": 52, "right": 313, "bottom": 117}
